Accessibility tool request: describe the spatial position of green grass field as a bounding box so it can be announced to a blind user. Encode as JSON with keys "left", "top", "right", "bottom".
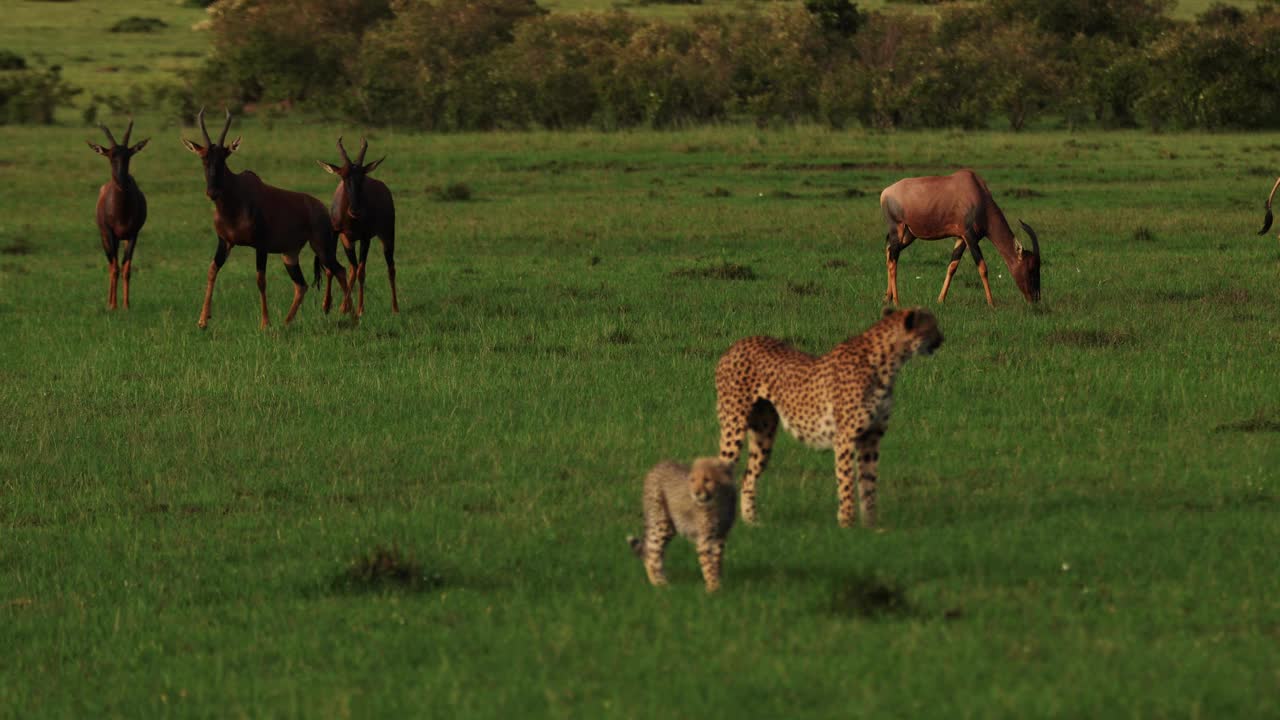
{"left": 4, "top": 0, "right": 1280, "bottom": 716}
{"left": 2, "top": 119, "right": 1279, "bottom": 716}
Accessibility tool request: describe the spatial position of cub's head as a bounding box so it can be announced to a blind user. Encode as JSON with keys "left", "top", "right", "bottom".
{"left": 688, "top": 457, "right": 734, "bottom": 505}
{"left": 881, "top": 306, "right": 944, "bottom": 358}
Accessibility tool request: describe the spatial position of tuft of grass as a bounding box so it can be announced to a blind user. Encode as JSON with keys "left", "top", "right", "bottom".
{"left": 1, "top": 236, "right": 34, "bottom": 256}
{"left": 108, "top": 17, "right": 168, "bottom": 33}
{"left": 671, "top": 261, "right": 756, "bottom": 280}
{"left": 1132, "top": 226, "right": 1158, "bottom": 242}
{"left": 786, "top": 280, "right": 821, "bottom": 296}
{"left": 432, "top": 182, "right": 473, "bottom": 202}
{"left": 704, "top": 186, "right": 732, "bottom": 197}
{"left": 331, "top": 545, "right": 442, "bottom": 594}
{"left": 1213, "top": 413, "right": 1280, "bottom": 434}
{"left": 1045, "top": 328, "right": 1136, "bottom": 349}
{"left": 1008, "top": 187, "right": 1045, "bottom": 198}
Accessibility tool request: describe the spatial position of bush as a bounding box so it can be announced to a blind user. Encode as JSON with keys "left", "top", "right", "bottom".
{"left": 0, "top": 64, "right": 81, "bottom": 124}
{"left": 0, "top": 51, "right": 26, "bottom": 71}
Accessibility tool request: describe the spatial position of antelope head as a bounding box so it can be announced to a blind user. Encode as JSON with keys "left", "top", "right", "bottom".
{"left": 181, "top": 107, "right": 242, "bottom": 201}
{"left": 318, "top": 136, "right": 384, "bottom": 220}
{"left": 1011, "top": 220, "right": 1042, "bottom": 303}
{"left": 87, "top": 119, "right": 149, "bottom": 188}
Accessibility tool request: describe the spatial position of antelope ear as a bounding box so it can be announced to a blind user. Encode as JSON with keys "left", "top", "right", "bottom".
{"left": 87, "top": 141, "right": 109, "bottom": 157}
{"left": 130, "top": 138, "right": 149, "bottom": 154}
{"left": 903, "top": 309, "right": 917, "bottom": 331}
{"left": 882, "top": 305, "right": 897, "bottom": 317}
{"left": 317, "top": 160, "right": 342, "bottom": 175}
{"left": 181, "top": 138, "right": 204, "bottom": 155}
{"left": 227, "top": 136, "right": 242, "bottom": 153}
{"left": 364, "top": 157, "right": 384, "bottom": 174}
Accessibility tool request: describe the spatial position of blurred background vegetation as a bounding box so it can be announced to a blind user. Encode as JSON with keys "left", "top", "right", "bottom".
{"left": 2, "top": 0, "right": 1278, "bottom": 131}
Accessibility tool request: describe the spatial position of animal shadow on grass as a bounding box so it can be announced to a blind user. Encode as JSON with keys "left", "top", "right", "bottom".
{"left": 826, "top": 574, "right": 917, "bottom": 620}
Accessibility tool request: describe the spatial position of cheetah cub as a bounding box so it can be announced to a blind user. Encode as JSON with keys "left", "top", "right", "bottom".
{"left": 627, "top": 457, "right": 737, "bottom": 592}
{"left": 716, "top": 306, "right": 943, "bottom": 528}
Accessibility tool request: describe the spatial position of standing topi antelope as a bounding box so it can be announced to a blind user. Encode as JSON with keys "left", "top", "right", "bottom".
{"left": 182, "top": 108, "right": 352, "bottom": 329}
{"left": 1258, "top": 176, "right": 1280, "bottom": 237}
{"left": 880, "top": 169, "right": 1041, "bottom": 306}
{"left": 317, "top": 137, "right": 398, "bottom": 316}
{"left": 88, "top": 119, "right": 148, "bottom": 310}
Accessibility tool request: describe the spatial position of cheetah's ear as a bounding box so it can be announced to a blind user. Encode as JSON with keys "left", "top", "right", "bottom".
{"left": 882, "top": 305, "right": 897, "bottom": 318}
{"left": 903, "top": 309, "right": 917, "bottom": 331}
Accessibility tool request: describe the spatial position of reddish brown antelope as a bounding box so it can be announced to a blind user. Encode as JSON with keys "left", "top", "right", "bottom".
{"left": 880, "top": 170, "right": 1041, "bottom": 306}
{"left": 316, "top": 136, "right": 398, "bottom": 316}
{"left": 88, "top": 119, "right": 148, "bottom": 310}
{"left": 1258, "top": 176, "right": 1279, "bottom": 236}
{"left": 182, "top": 108, "right": 352, "bottom": 329}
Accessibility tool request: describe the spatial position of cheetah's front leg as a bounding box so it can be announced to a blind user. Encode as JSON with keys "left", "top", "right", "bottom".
{"left": 855, "top": 430, "right": 884, "bottom": 528}
{"left": 696, "top": 536, "right": 726, "bottom": 592}
{"left": 642, "top": 513, "right": 676, "bottom": 587}
{"left": 835, "top": 434, "right": 858, "bottom": 528}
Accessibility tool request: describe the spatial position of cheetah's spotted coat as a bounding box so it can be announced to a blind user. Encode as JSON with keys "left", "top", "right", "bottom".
{"left": 715, "top": 307, "right": 943, "bottom": 528}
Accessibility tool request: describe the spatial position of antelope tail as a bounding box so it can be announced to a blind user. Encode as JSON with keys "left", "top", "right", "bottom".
{"left": 1259, "top": 176, "right": 1280, "bottom": 235}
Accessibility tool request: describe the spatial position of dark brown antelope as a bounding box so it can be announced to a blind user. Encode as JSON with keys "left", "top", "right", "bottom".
{"left": 181, "top": 108, "right": 352, "bottom": 329}
{"left": 1257, "top": 176, "right": 1279, "bottom": 236}
{"left": 880, "top": 169, "right": 1042, "bottom": 306}
{"left": 88, "top": 119, "right": 148, "bottom": 310}
{"left": 316, "top": 137, "right": 398, "bottom": 316}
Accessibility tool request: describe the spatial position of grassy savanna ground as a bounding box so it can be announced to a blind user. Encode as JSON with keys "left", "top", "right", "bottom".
{"left": 2, "top": 120, "right": 1279, "bottom": 716}
{"left": 4, "top": 0, "right": 209, "bottom": 103}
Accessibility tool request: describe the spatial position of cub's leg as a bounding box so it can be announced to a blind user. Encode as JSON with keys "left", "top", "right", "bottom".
{"left": 696, "top": 536, "right": 726, "bottom": 592}
{"left": 740, "top": 400, "right": 778, "bottom": 525}
{"left": 641, "top": 504, "right": 675, "bottom": 587}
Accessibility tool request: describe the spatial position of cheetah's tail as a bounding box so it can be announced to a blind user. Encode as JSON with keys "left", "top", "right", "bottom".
{"left": 626, "top": 535, "right": 644, "bottom": 558}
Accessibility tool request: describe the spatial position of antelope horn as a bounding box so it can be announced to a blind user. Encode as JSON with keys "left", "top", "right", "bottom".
{"left": 99, "top": 123, "right": 118, "bottom": 147}
{"left": 1258, "top": 176, "right": 1280, "bottom": 235}
{"left": 217, "top": 108, "right": 233, "bottom": 147}
{"left": 1019, "top": 220, "right": 1040, "bottom": 256}
{"left": 122, "top": 117, "right": 134, "bottom": 146}
{"left": 336, "top": 136, "right": 352, "bottom": 166}
{"left": 357, "top": 137, "right": 369, "bottom": 165}
{"left": 197, "top": 107, "right": 212, "bottom": 146}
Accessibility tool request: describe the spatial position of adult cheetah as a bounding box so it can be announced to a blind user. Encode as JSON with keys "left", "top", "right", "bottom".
{"left": 715, "top": 307, "right": 943, "bottom": 528}
{"left": 627, "top": 457, "right": 737, "bottom": 592}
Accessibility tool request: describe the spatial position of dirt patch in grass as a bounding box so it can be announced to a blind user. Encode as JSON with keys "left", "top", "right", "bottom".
{"left": 429, "top": 182, "right": 473, "bottom": 201}
{"left": 331, "top": 545, "right": 442, "bottom": 594}
{"left": 704, "top": 187, "right": 732, "bottom": 198}
{"left": 603, "top": 328, "right": 633, "bottom": 345}
{"left": 1213, "top": 413, "right": 1280, "bottom": 434}
{"left": 1045, "top": 328, "right": 1135, "bottom": 349}
{"left": 671, "top": 262, "right": 756, "bottom": 281}
{"left": 823, "top": 258, "right": 849, "bottom": 269}
{"left": 827, "top": 575, "right": 913, "bottom": 619}
{"left": 1008, "top": 187, "right": 1044, "bottom": 199}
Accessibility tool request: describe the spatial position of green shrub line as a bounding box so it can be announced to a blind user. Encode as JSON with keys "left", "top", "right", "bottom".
{"left": 4, "top": 1, "right": 1280, "bottom": 130}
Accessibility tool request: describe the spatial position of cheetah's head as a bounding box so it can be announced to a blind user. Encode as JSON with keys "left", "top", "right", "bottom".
{"left": 688, "top": 457, "right": 734, "bottom": 505}
{"left": 882, "top": 306, "right": 944, "bottom": 358}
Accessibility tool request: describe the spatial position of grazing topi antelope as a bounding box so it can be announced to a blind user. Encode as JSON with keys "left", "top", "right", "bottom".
{"left": 880, "top": 169, "right": 1041, "bottom": 306}
{"left": 317, "top": 136, "right": 398, "bottom": 316}
{"left": 182, "top": 108, "right": 352, "bottom": 329}
{"left": 88, "top": 119, "right": 148, "bottom": 310}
